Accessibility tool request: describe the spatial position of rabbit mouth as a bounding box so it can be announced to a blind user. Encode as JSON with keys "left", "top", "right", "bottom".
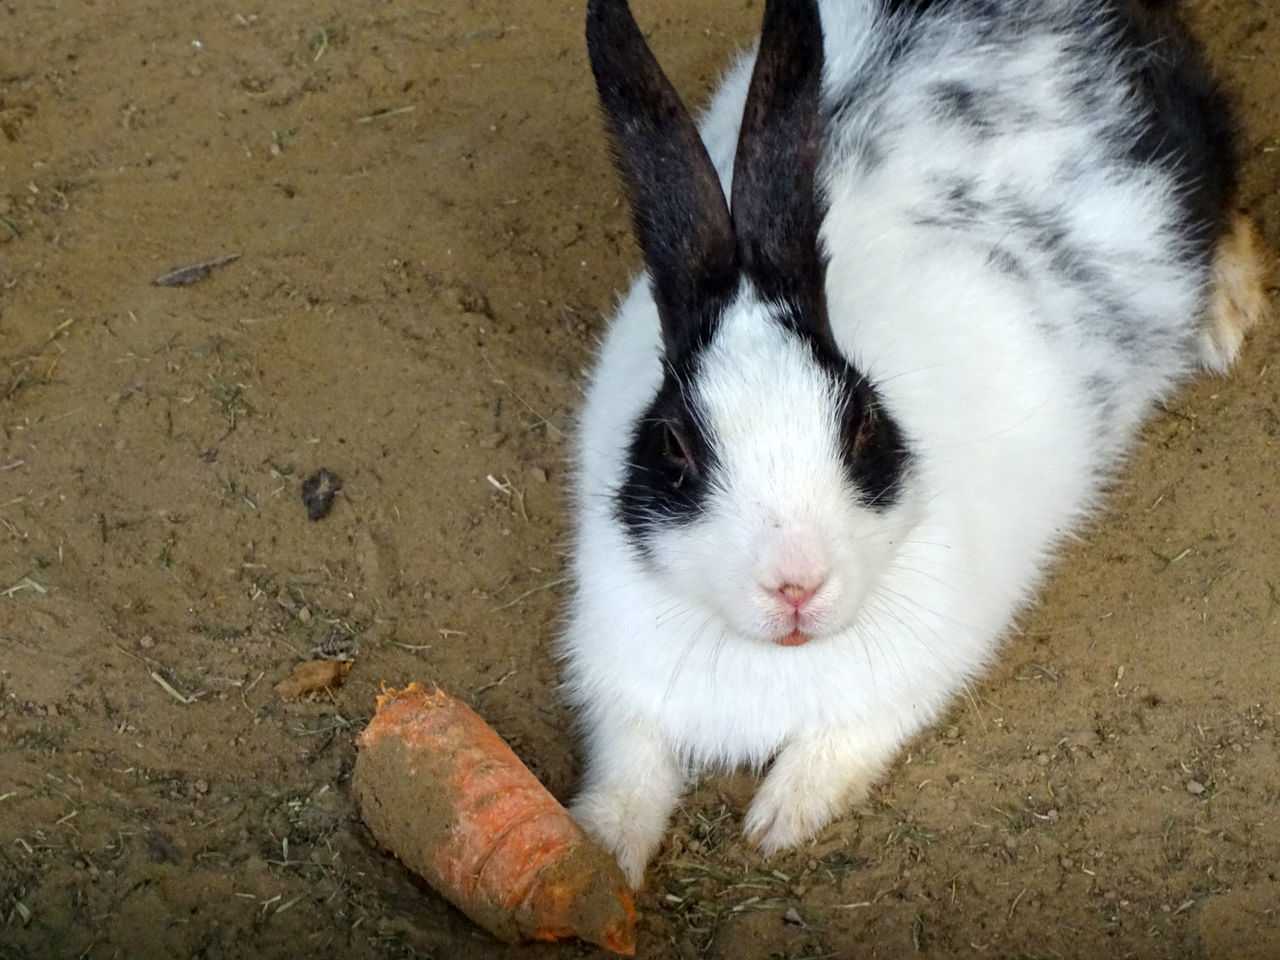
{"left": 762, "top": 582, "right": 831, "bottom": 646}
{"left": 776, "top": 629, "right": 811, "bottom": 647}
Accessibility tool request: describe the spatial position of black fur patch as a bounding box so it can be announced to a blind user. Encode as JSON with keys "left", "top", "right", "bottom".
{"left": 881, "top": 0, "right": 960, "bottom": 15}
{"left": 787, "top": 307, "right": 911, "bottom": 510}
{"left": 838, "top": 385, "right": 910, "bottom": 510}
{"left": 615, "top": 306, "right": 910, "bottom": 550}
{"left": 929, "top": 81, "right": 1039, "bottom": 138}
{"left": 985, "top": 245, "right": 1027, "bottom": 279}
{"left": 912, "top": 175, "right": 988, "bottom": 231}
{"left": 1111, "top": 1, "right": 1236, "bottom": 266}
{"left": 616, "top": 358, "right": 721, "bottom": 541}
{"left": 930, "top": 81, "right": 991, "bottom": 134}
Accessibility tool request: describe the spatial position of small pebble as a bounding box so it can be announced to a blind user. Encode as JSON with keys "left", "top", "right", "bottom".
{"left": 1186, "top": 779, "right": 1206, "bottom": 796}
{"left": 300, "top": 467, "right": 342, "bottom": 521}
{"left": 138, "top": 635, "right": 155, "bottom": 649}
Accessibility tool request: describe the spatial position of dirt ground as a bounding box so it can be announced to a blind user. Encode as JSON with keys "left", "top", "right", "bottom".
{"left": 2, "top": 1, "right": 1278, "bottom": 958}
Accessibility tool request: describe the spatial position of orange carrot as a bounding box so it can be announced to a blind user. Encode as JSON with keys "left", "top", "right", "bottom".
{"left": 352, "top": 683, "right": 636, "bottom": 954}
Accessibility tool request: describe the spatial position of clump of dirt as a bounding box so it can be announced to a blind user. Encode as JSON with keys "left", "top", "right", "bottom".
{"left": 1, "top": 1, "right": 1277, "bottom": 958}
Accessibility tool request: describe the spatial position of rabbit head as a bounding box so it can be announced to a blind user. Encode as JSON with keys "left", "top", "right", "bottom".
{"left": 587, "top": 0, "right": 917, "bottom": 648}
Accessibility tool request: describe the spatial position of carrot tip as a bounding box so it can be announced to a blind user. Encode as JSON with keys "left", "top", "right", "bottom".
{"left": 602, "top": 919, "right": 637, "bottom": 956}
{"left": 355, "top": 681, "right": 639, "bottom": 953}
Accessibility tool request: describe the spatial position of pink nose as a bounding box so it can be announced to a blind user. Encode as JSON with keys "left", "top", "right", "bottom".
{"left": 776, "top": 582, "right": 820, "bottom": 610}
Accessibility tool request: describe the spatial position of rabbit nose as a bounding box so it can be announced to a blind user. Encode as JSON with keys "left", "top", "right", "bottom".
{"left": 776, "top": 581, "right": 821, "bottom": 610}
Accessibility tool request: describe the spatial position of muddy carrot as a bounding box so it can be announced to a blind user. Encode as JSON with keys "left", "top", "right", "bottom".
{"left": 352, "top": 683, "right": 636, "bottom": 954}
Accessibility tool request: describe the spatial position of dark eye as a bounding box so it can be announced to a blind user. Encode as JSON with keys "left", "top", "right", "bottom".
{"left": 660, "top": 421, "right": 696, "bottom": 477}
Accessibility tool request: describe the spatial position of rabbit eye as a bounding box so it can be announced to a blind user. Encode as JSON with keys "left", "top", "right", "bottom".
{"left": 660, "top": 421, "right": 695, "bottom": 478}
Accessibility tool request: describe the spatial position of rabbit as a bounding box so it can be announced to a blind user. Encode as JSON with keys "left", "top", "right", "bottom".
{"left": 562, "top": 0, "right": 1270, "bottom": 888}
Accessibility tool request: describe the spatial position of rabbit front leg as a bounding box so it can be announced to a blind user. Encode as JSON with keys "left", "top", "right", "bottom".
{"left": 569, "top": 707, "right": 684, "bottom": 888}
{"left": 745, "top": 724, "right": 897, "bottom": 854}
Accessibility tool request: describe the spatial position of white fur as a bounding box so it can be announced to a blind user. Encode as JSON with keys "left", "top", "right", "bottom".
{"left": 564, "top": 0, "right": 1233, "bottom": 888}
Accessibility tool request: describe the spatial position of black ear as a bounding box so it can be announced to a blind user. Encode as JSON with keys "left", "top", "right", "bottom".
{"left": 731, "top": 0, "right": 829, "bottom": 336}
{"left": 586, "top": 0, "right": 739, "bottom": 361}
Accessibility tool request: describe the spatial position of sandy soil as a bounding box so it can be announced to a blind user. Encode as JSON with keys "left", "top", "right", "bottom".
{"left": 1, "top": 1, "right": 1277, "bottom": 958}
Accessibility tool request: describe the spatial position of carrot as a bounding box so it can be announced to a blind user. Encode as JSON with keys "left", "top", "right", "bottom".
{"left": 352, "top": 683, "right": 636, "bottom": 954}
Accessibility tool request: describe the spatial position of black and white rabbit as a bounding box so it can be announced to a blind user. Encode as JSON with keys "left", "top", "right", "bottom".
{"left": 563, "top": 0, "right": 1269, "bottom": 887}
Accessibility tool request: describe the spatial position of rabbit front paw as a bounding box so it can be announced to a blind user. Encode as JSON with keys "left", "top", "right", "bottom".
{"left": 744, "top": 730, "right": 888, "bottom": 855}
{"left": 570, "top": 786, "right": 673, "bottom": 888}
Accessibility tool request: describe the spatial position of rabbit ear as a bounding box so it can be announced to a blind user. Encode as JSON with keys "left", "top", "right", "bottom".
{"left": 587, "top": 0, "right": 739, "bottom": 361}
{"left": 731, "top": 0, "right": 830, "bottom": 339}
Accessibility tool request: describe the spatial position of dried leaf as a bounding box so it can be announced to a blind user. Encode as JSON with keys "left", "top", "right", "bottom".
{"left": 275, "top": 659, "right": 352, "bottom": 699}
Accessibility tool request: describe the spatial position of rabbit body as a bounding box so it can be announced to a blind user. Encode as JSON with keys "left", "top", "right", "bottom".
{"left": 565, "top": 0, "right": 1250, "bottom": 886}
